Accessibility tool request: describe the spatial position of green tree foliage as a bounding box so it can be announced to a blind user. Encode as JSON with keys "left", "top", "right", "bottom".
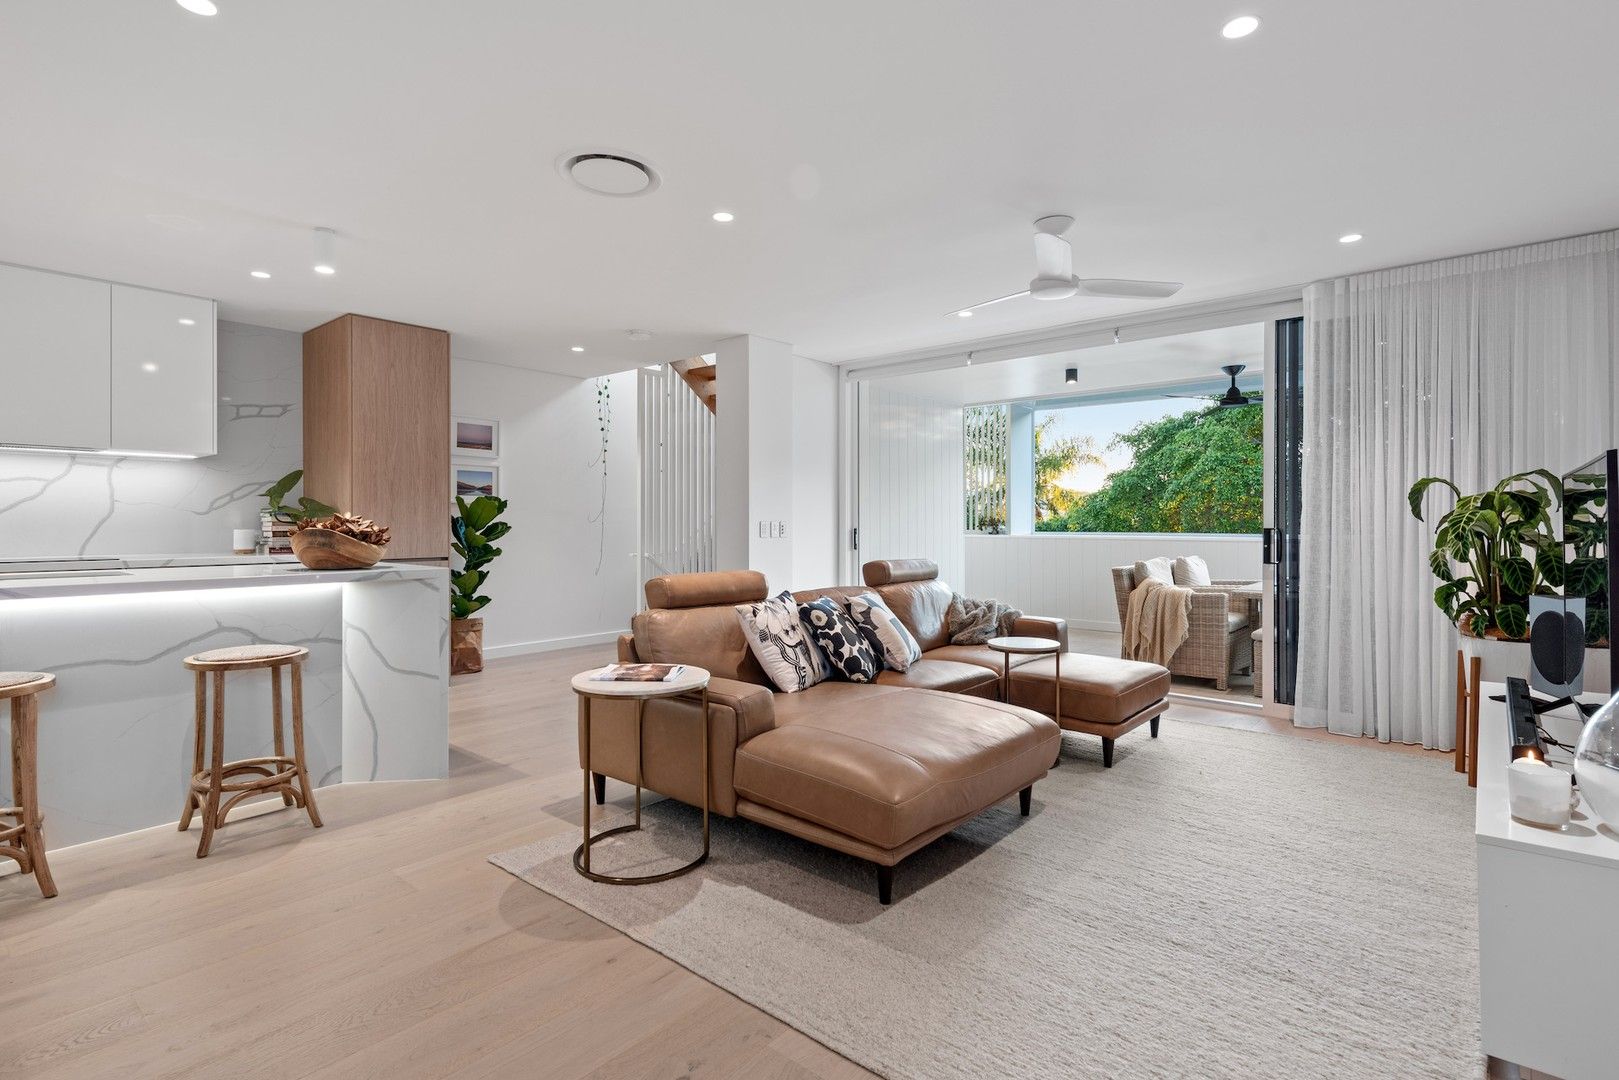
{"left": 1035, "top": 418, "right": 1102, "bottom": 524}
{"left": 1044, "top": 403, "right": 1263, "bottom": 534}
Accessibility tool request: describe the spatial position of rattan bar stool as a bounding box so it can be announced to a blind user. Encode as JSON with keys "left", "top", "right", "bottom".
{"left": 180, "top": 645, "right": 322, "bottom": 858}
{"left": 2, "top": 671, "right": 57, "bottom": 898}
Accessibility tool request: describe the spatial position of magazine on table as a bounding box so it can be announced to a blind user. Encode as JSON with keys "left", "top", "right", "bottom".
{"left": 590, "top": 663, "right": 686, "bottom": 683}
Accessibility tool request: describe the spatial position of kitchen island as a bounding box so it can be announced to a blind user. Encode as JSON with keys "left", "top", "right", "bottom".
{"left": 0, "top": 558, "right": 449, "bottom": 849}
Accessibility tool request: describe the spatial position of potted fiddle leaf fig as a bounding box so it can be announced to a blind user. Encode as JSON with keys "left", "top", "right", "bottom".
{"left": 1409, "top": 468, "right": 1562, "bottom": 681}
{"left": 449, "top": 494, "right": 511, "bottom": 675}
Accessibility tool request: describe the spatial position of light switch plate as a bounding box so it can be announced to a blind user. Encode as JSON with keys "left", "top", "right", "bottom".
{"left": 778, "top": 520, "right": 790, "bottom": 538}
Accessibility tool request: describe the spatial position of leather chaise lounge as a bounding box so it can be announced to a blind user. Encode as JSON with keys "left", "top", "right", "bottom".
{"left": 582, "top": 560, "right": 1167, "bottom": 902}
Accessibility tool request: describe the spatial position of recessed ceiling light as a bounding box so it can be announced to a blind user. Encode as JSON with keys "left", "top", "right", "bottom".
{"left": 954, "top": 310, "right": 973, "bottom": 318}
{"left": 250, "top": 269, "right": 271, "bottom": 279}
{"left": 571, "top": 346, "right": 585, "bottom": 352}
{"left": 176, "top": 0, "right": 218, "bottom": 15}
{"left": 1339, "top": 233, "right": 1363, "bottom": 244}
{"left": 712, "top": 211, "right": 734, "bottom": 223}
{"left": 177, "top": 318, "right": 196, "bottom": 326}
{"left": 142, "top": 362, "right": 160, "bottom": 373}
{"left": 1222, "top": 15, "right": 1259, "bottom": 38}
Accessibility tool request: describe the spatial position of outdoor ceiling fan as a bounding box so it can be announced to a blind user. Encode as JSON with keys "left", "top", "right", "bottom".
{"left": 950, "top": 215, "right": 1183, "bottom": 317}
{"left": 1164, "top": 364, "right": 1257, "bottom": 408}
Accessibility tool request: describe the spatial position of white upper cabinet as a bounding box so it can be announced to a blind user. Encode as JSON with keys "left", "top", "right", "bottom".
{"left": 0, "top": 264, "right": 217, "bottom": 458}
{"left": 110, "top": 285, "right": 217, "bottom": 457}
{"left": 0, "top": 263, "right": 112, "bottom": 450}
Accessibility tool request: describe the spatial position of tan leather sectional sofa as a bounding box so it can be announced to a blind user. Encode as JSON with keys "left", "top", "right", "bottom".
{"left": 584, "top": 559, "right": 1155, "bottom": 903}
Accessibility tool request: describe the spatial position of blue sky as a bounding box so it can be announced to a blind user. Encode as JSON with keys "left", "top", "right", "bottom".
{"left": 1036, "top": 397, "right": 1201, "bottom": 493}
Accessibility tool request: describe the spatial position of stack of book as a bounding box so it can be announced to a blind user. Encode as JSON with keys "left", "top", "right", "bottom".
{"left": 260, "top": 509, "right": 293, "bottom": 556}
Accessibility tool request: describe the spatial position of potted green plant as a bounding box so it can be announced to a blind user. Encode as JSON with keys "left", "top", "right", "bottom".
{"left": 1409, "top": 468, "right": 1562, "bottom": 679}
{"left": 263, "top": 469, "right": 337, "bottom": 525}
{"left": 449, "top": 494, "right": 511, "bottom": 675}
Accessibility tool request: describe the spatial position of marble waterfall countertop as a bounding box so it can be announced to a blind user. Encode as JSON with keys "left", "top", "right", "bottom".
{"left": 0, "top": 557, "right": 445, "bottom": 600}
{"left": 0, "top": 555, "right": 450, "bottom": 850}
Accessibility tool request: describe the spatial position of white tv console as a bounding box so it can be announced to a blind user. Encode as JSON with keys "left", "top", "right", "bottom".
{"left": 1475, "top": 683, "right": 1619, "bottom": 1080}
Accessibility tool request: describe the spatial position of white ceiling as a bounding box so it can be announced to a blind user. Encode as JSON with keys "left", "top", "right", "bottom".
{"left": 3, "top": 2, "right": 1617, "bottom": 378}
{"left": 871, "top": 323, "right": 1266, "bottom": 407}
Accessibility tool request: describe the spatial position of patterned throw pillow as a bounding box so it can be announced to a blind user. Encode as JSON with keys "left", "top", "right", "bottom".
{"left": 847, "top": 591, "right": 922, "bottom": 672}
{"left": 735, "top": 591, "right": 826, "bottom": 693}
{"left": 798, "top": 596, "right": 881, "bottom": 683}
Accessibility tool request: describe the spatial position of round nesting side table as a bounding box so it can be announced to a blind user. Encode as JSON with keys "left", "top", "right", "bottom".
{"left": 571, "top": 665, "right": 711, "bottom": 885}
{"left": 986, "top": 636, "right": 1062, "bottom": 716}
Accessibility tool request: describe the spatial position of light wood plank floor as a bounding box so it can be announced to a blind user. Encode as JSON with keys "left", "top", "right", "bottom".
{"left": 0, "top": 644, "right": 1455, "bottom": 1079}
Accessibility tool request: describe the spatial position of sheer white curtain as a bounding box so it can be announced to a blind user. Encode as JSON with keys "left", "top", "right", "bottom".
{"left": 1296, "top": 230, "right": 1619, "bottom": 745}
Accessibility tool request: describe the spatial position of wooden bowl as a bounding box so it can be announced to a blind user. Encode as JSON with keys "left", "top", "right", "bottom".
{"left": 290, "top": 527, "right": 385, "bottom": 570}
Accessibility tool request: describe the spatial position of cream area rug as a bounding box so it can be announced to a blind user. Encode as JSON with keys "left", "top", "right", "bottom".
{"left": 491, "top": 722, "right": 1480, "bottom": 1080}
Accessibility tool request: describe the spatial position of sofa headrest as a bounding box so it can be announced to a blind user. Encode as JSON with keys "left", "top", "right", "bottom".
{"left": 862, "top": 559, "right": 939, "bottom": 587}
{"left": 645, "top": 570, "right": 768, "bottom": 610}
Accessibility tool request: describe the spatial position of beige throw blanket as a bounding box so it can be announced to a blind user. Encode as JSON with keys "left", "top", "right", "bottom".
{"left": 1123, "top": 577, "right": 1192, "bottom": 665}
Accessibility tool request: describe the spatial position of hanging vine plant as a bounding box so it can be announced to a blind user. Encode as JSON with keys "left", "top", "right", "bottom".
{"left": 588, "top": 377, "right": 611, "bottom": 574}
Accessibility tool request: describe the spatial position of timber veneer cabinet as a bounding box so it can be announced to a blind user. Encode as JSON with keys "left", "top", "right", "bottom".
{"left": 302, "top": 314, "right": 451, "bottom": 560}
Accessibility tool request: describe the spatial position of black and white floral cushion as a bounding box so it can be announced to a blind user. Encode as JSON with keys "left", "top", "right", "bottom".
{"left": 735, "top": 590, "right": 826, "bottom": 693}
{"left": 848, "top": 591, "right": 923, "bottom": 672}
{"left": 798, "top": 596, "right": 881, "bottom": 683}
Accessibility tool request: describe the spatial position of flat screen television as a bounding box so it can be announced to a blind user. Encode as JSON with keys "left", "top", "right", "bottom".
{"left": 1561, "top": 449, "right": 1617, "bottom": 693}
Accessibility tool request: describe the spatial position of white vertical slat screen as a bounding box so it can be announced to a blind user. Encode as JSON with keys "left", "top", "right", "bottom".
{"left": 637, "top": 366, "right": 715, "bottom": 603}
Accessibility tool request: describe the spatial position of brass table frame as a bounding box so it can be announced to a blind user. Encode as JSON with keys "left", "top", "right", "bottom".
{"left": 573, "top": 682, "right": 711, "bottom": 885}
{"left": 989, "top": 638, "right": 1062, "bottom": 721}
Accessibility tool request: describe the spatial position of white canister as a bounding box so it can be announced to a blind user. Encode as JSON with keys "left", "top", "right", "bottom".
{"left": 232, "top": 529, "right": 258, "bottom": 555}
{"left": 1507, "top": 758, "right": 1573, "bottom": 829}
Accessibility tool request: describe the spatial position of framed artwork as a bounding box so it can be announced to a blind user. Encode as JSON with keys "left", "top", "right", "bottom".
{"left": 454, "top": 464, "right": 499, "bottom": 500}
{"left": 453, "top": 417, "right": 499, "bottom": 458}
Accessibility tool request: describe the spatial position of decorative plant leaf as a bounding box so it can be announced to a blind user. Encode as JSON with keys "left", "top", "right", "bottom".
{"left": 450, "top": 495, "right": 511, "bottom": 619}
{"left": 1535, "top": 548, "right": 1566, "bottom": 590}
{"left": 1408, "top": 476, "right": 1460, "bottom": 521}
{"left": 1568, "top": 557, "right": 1606, "bottom": 598}
{"left": 264, "top": 469, "right": 303, "bottom": 503}
{"left": 1494, "top": 603, "right": 1528, "bottom": 640}
{"left": 1587, "top": 607, "right": 1609, "bottom": 646}
{"left": 1498, "top": 556, "right": 1534, "bottom": 597}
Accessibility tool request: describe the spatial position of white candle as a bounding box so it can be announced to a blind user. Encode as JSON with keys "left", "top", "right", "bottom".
{"left": 232, "top": 529, "right": 258, "bottom": 555}
{"left": 1507, "top": 758, "right": 1573, "bottom": 829}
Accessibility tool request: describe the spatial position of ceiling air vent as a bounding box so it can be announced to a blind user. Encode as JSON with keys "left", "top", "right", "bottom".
{"left": 559, "top": 152, "right": 660, "bottom": 197}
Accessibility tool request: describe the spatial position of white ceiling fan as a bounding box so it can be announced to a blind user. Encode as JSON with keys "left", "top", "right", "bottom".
{"left": 950, "top": 215, "right": 1183, "bottom": 317}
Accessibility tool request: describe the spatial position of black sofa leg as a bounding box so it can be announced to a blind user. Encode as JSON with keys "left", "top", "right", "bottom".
{"left": 592, "top": 772, "right": 606, "bottom": 805}
{"left": 877, "top": 865, "right": 894, "bottom": 905}
{"left": 1019, "top": 785, "right": 1032, "bottom": 816}
{"left": 1150, "top": 715, "right": 1160, "bottom": 739}
{"left": 1102, "top": 737, "right": 1115, "bottom": 768}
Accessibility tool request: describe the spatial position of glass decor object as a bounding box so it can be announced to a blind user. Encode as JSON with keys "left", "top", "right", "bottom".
{"left": 1574, "top": 692, "right": 1619, "bottom": 829}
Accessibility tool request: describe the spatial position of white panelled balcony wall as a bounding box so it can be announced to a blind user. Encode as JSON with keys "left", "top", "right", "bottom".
{"left": 856, "top": 382, "right": 965, "bottom": 587}
{"left": 637, "top": 364, "right": 715, "bottom": 591}
{"left": 965, "top": 533, "right": 1262, "bottom": 632}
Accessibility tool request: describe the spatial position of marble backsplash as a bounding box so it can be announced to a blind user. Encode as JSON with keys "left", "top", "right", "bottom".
{"left": 0, "top": 320, "right": 302, "bottom": 558}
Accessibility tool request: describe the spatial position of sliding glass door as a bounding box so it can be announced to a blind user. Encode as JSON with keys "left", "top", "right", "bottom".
{"left": 1268, "top": 317, "right": 1304, "bottom": 706}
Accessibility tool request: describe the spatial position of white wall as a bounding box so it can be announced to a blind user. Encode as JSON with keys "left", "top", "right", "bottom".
{"left": 451, "top": 359, "right": 638, "bottom": 656}
{"left": 0, "top": 320, "right": 300, "bottom": 557}
{"left": 856, "top": 382, "right": 965, "bottom": 588}
{"left": 965, "top": 533, "right": 1262, "bottom": 631}
{"left": 791, "top": 354, "right": 840, "bottom": 588}
{"left": 714, "top": 334, "right": 797, "bottom": 591}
